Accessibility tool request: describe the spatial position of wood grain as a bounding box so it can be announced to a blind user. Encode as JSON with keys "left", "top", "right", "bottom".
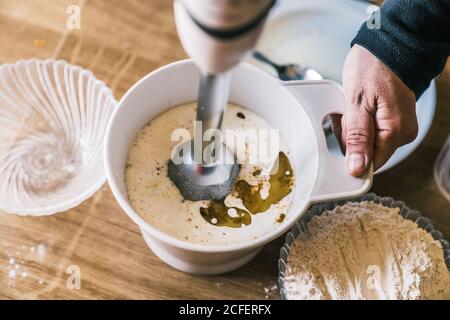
{"left": 0, "top": 0, "right": 449, "bottom": 300}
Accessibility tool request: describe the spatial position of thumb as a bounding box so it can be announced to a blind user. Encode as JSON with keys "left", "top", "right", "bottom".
{"left": 343, "top": 99, "right": 374, "bottom": 177}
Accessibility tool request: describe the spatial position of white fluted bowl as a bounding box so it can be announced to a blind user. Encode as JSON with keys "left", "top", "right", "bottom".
{"left": 0, "top": 59, "right": 117, "bottom": 215}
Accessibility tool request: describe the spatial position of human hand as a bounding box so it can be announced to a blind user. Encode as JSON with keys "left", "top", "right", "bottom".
{"left": 334, "top": 44, "right": 418, "bottom": 177}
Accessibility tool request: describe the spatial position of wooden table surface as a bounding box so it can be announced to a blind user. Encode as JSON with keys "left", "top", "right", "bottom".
{"left": 0, "top": 0, "right": 449, "bottom": 300}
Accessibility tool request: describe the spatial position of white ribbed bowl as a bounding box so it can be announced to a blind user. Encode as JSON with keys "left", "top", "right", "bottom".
{"left": 0, "top": 59, "right": 117, "bottom": 215}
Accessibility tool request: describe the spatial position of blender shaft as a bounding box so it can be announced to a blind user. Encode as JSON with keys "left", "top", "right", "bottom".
{"left": 195, "top": 72, "right": 231, "bottom": 164}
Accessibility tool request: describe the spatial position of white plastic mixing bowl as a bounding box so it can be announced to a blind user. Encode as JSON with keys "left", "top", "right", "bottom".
{"left": 105, "top": 60, "right": 372, "bottom": 274}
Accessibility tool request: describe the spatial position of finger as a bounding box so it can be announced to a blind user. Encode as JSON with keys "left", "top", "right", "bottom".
{"left": 372, "top": 120, "right": 416, "bottom": 171}
{"left": 373, "top": 139, "right": 397, "bottom": 171}
{"left": 372, "top": 106, "right": 418, "bottom": 171}
{"left": 329, "top": 113, "right": 345, "bottom": 155}
{"left": 341, "top": 113, "right": 347, "bottom": 154}
{"left": 344, "top": 97, "right": 375, "bottom": 177}
{"left": 372, "top": 126, "right": 400, "bottom": 171}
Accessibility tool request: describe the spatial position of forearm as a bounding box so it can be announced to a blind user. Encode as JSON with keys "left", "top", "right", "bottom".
{"left": 351, "top": 0, "right": 450, "bottom": 98}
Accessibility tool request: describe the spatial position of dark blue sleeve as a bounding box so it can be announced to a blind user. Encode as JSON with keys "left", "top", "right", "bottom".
{"left": 351, "top": 0, "right": 450, "bottom": 98}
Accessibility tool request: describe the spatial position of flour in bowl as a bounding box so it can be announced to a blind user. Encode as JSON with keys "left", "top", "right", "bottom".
{"left": 284, "top": 201, "right": 450, "bottom": 300}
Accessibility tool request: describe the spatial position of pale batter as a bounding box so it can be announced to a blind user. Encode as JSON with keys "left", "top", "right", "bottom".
{"left": 125, "top": 102, "right": 295, "bottom": 246}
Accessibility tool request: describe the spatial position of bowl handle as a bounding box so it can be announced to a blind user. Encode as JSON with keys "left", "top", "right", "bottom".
{"left": 284, "top": 80, "right": 373, "bottom": 203}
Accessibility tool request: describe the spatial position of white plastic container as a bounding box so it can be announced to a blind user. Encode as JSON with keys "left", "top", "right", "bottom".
{"left": 104, "top": 60, "right": 372, "bottom": 275}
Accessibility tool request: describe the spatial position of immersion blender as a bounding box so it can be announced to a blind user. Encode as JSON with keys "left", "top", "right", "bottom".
{"left": 168, "top": 0, "right": 275, "bottom": 201}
